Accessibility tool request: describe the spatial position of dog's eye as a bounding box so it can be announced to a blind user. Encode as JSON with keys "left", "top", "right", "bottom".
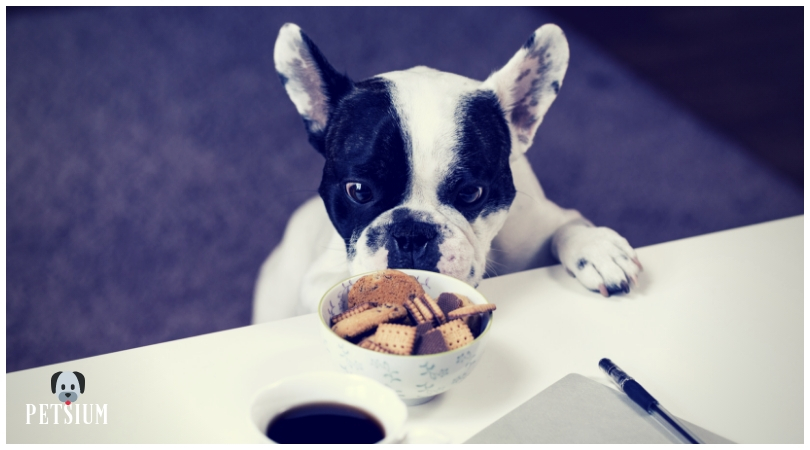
{"left": 71, "top": 384, "right": 75, "bottom": 390}
{"left": 457, "top": 186, "right": 483, "bottom": 204}
{"left": 345, "top": 182, "right": 373, "bottom": 204}
{"left": 61, "top": 384, "right": 65, "bottom": 390}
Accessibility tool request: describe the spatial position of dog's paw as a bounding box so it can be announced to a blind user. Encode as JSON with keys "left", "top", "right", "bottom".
{"left": 554, "top": 225, "right": 642, "bottom": 297}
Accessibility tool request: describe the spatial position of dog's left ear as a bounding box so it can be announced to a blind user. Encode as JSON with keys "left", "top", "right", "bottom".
{"left": 73, "top": 372, "right": 85, "bottom": 394}
{"left": 274, "top": 23, "right": 354, "bottom": 154}
{"left": 482, "top": 24, "right": 569, "bottom": 154}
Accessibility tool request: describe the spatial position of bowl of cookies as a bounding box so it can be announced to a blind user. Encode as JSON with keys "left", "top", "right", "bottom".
{"left": 318, "top": 269, "right": 495, "bottom": 405}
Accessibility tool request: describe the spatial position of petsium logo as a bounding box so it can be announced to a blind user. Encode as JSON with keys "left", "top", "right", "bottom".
{"left": 25, "top": 371, "right": 108, "bottom": 425}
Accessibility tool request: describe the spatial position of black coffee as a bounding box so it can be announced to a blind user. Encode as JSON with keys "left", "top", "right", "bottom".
{"left": 265, "top": 402, "right": 385, "bottom": 444}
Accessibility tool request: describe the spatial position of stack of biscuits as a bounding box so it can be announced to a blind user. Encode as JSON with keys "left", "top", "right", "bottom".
{"left": 330, "top": 269, "right": 496, "bottom": 355}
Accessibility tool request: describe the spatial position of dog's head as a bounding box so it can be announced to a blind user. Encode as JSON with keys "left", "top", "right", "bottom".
{"left": 274, "top": 23, "right": 568, "bottom": 286}
{"left": 51, "top": 371, "right": 85, "bottom": 404}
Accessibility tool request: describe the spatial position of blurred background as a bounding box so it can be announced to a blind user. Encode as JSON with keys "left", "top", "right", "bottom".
{"left": 6, "top": 7, "right": 803, "bottom": 372}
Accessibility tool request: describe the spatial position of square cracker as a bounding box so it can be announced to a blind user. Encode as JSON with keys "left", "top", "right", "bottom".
{"left": 372, "top": 323, "right": 417, "bottom": 355}
{"left": 436, "top": 319, "right": 474, "bottom": 350}
{"left": 331, "top": 303, "right": 406, "bottom": 338}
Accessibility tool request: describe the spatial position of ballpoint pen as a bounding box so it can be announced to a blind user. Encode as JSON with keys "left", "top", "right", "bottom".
{"left": 599, "top": 358, "right": 704, "bottom": 444}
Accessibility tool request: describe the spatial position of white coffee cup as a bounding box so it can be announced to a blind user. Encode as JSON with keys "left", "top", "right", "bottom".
{"left": 250, "top": 372, "right": 408, "bottom": 444}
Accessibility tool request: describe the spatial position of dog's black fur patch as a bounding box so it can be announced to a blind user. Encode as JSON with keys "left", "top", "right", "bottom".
{"left": 318, "top": 78, "right": 411, "bottom": 252}
{"left": 438, "top": 90, "right": 515, "bottom": 222}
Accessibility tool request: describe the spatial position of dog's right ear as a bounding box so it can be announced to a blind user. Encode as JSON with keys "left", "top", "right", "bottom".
{"left": 51, "top": 372, "right": 62, "bottom": 394}
{"left": 482, "top": 24, "right": 569, "bottom": 156}
{"left": 274, "top": 23, "right": 354, "bottom": 154}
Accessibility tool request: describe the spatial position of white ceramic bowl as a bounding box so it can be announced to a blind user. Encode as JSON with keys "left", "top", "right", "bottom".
{"left": 318, "top": 269, "right": 493, "bottom": 405}
{"left": 250, "top": 372, "right": 407, "bottom": 444}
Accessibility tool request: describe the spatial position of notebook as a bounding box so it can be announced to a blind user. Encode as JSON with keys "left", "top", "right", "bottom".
{"left": 465, "top": 373, "right": 733, "bottom": 444}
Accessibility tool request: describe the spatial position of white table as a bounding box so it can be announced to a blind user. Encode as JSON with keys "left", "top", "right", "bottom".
{"left": 6, "top": 216, "right": 803, "bottom": 444}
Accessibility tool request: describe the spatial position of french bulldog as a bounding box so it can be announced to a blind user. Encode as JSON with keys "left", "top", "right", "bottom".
{"left": 253, "top": 23, "right": 641, "bottom": 323}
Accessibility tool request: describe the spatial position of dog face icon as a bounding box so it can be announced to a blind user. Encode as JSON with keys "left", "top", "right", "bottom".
{"left": 51, "top": 371, "right": 85, "bottom": 405}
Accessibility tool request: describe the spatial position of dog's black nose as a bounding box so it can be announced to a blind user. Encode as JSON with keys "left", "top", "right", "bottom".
{"left": 65, "top": 393, "right": 71, "bottom": 397}
{"left": 391, "top": 221, "right": 436, "bottom": 252}
{"left": 393, "top": 231, "right": 432, "bottom": 252}
{"left": 387, "top": 219, "right": 441, "bottom": 271}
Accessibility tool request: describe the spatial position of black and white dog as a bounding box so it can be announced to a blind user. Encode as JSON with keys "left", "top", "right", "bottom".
{"left": 253, "top": 23, "right": 641, "bottom": 323}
